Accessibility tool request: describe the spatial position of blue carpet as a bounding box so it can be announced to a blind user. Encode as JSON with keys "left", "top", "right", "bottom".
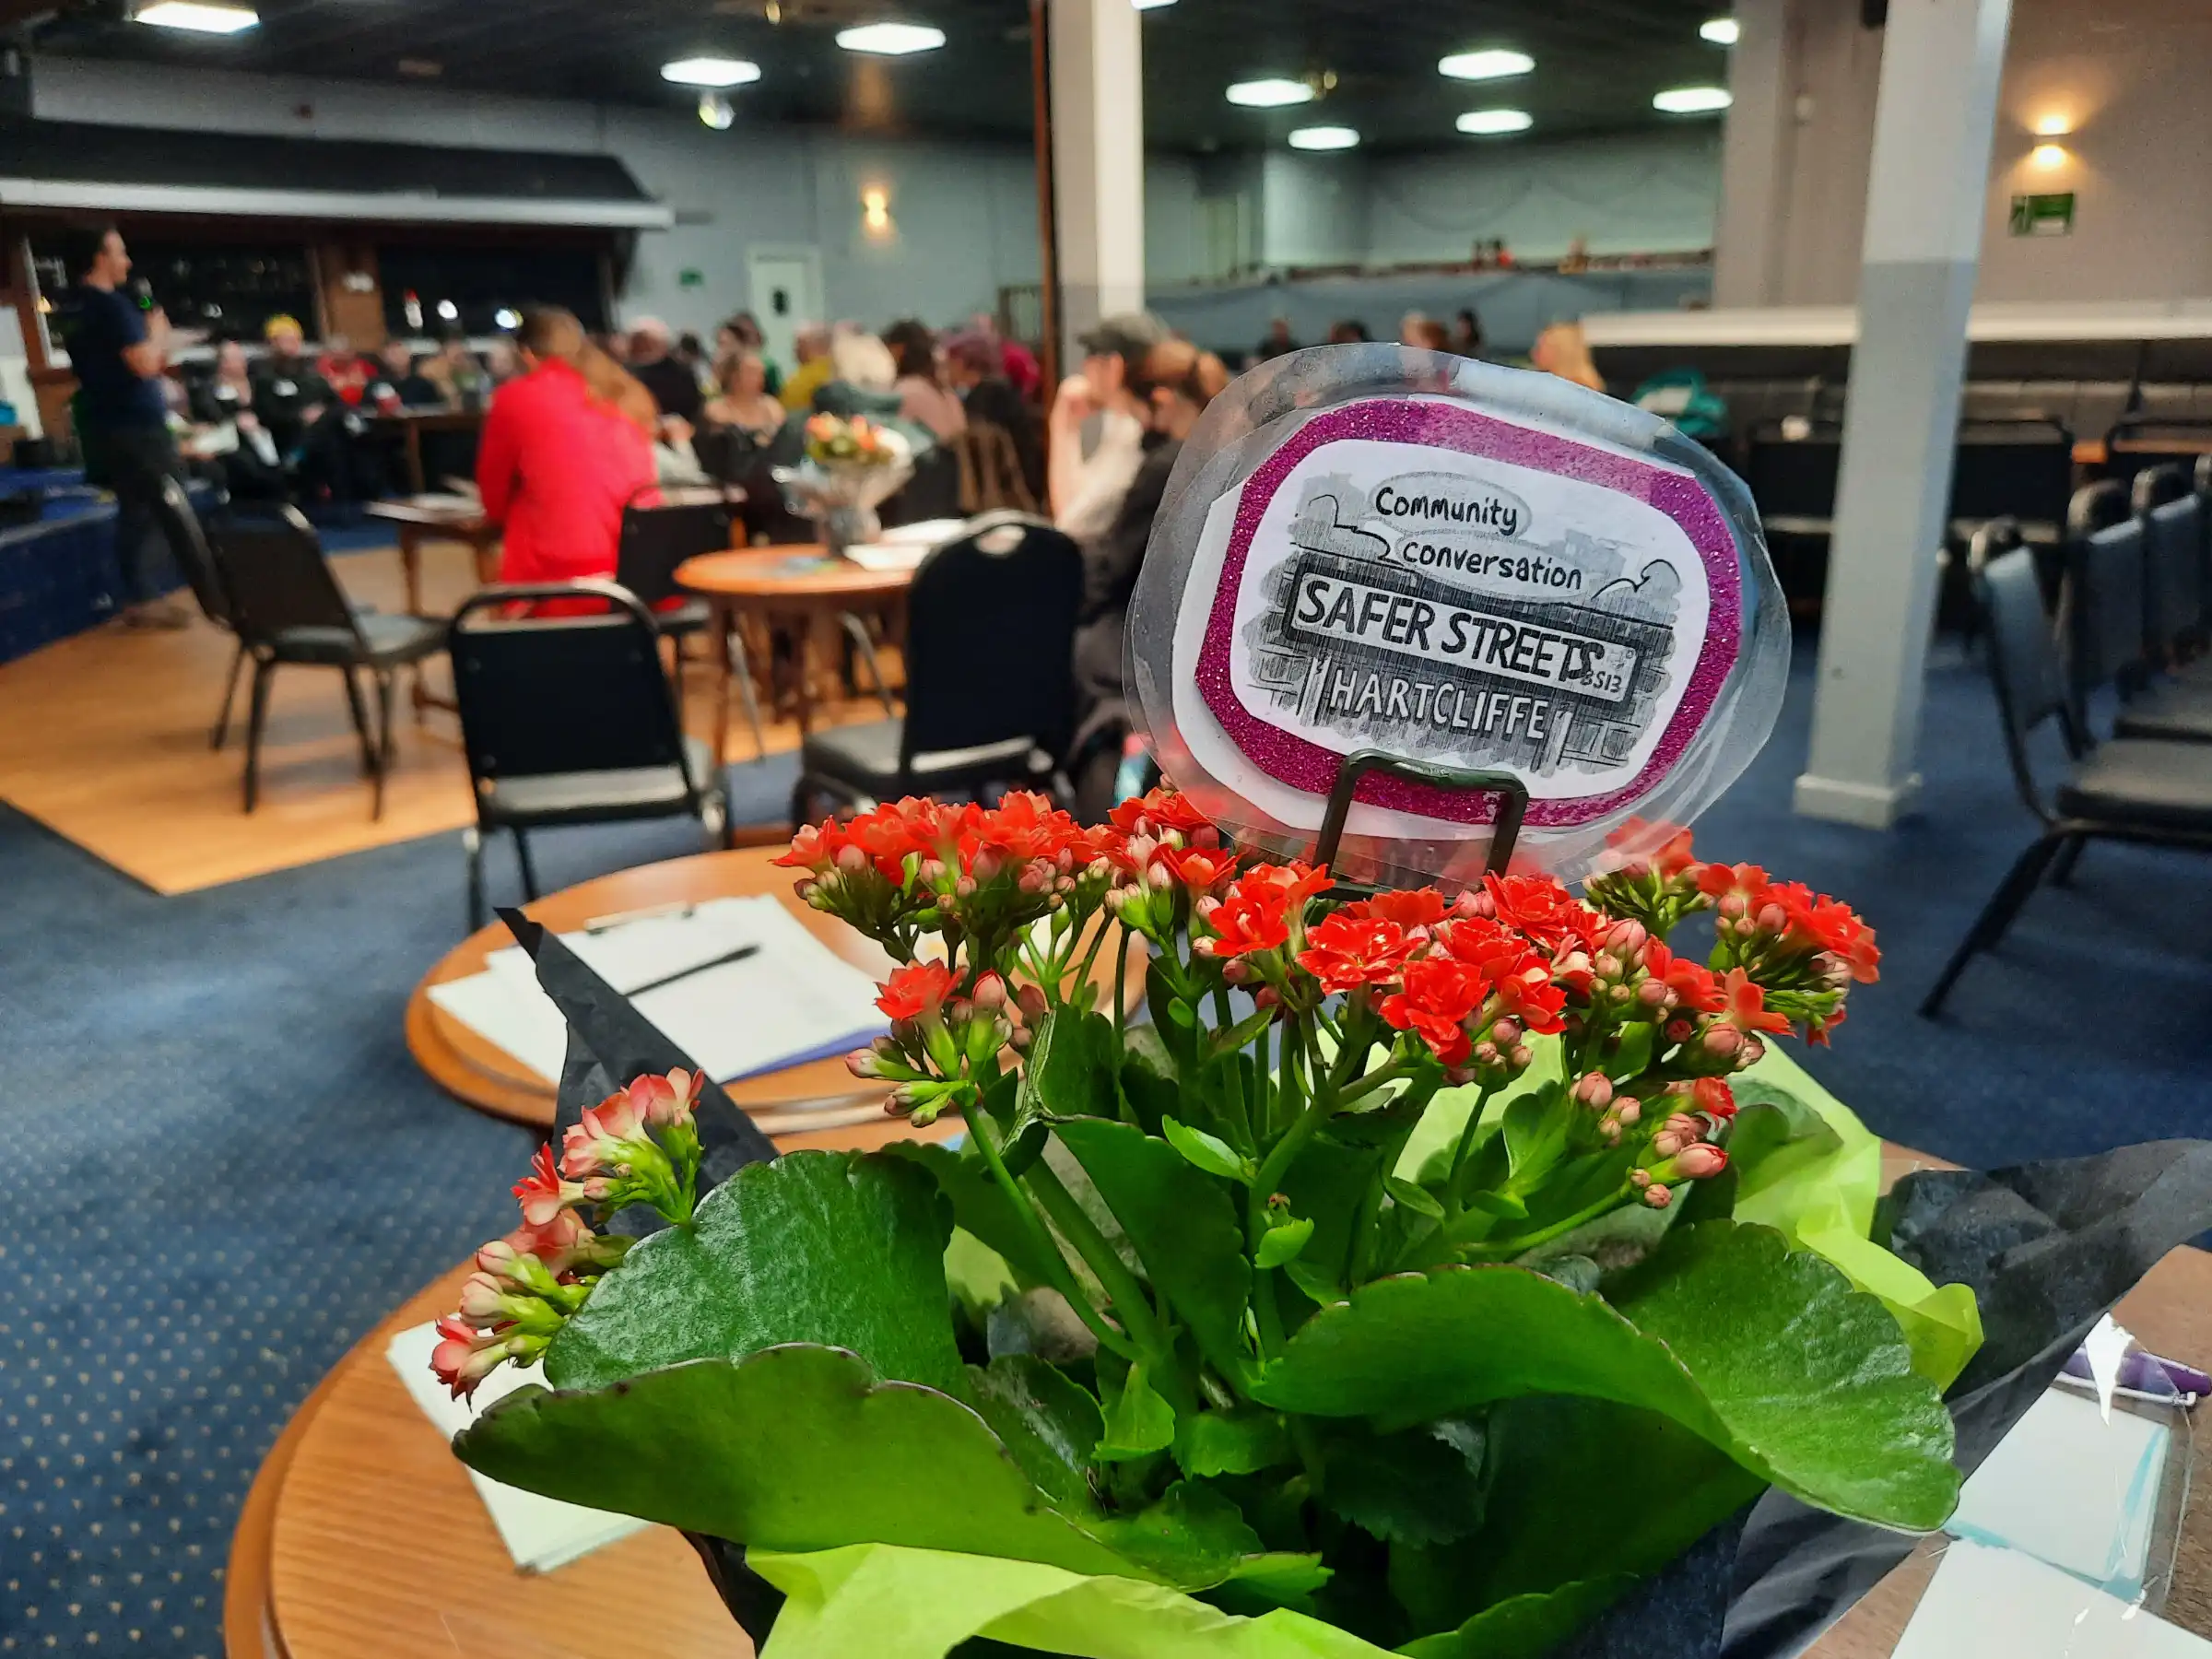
{"left": 1, "top": 651, "right": 2208, "bottom": 1658}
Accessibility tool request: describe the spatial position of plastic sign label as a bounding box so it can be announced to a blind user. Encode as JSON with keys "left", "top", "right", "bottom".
{"left": 1182, "top": 396, "right": 1742, "bottom": 831}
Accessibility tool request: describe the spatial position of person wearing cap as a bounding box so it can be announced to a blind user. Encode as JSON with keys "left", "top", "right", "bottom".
{"left": 1048, "top": 310, "right": 1169, "bottom": 544}
{"left": 626, "top": 315, "right": 703, "bottom": 431}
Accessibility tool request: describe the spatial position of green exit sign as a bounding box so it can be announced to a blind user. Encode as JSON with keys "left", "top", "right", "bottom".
{"left": 679, "top": 268, "right": 706, "bottom": 288}
{"left": 2008, "top": 193, "right": 2075, "bottom": 237}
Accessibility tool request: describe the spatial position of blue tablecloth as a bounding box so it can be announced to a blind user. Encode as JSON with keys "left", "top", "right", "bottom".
{"left": 0, "top": 475, "right": 195, "bottom": 665}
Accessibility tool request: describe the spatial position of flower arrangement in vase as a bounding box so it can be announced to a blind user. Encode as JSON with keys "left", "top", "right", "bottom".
{"left": 430, "top": 785, "right": 2024, "bottom": 1659}
{"left": 778, "top": 412, "right": 913, "bottom": 554}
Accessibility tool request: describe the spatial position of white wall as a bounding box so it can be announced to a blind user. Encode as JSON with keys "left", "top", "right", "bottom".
{"left": 1366, "top": 130, "right": 1725, "bottom": 268}
{"left": 1720, "top": 0, "right": 2212, "bottom": 306}
{"left": 29, "top": 55, "right": 1182, "bottom": 335}
{"left": 1259, "top": 151, "right": 1369, "bottom": 268}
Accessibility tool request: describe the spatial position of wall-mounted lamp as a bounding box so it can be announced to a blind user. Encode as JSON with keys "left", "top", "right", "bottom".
{"left": 2032, "top": 113, "right": 2072, "bottom": 137}
{"left": 861, "top": 184, "right": 895, "bottom": 239}
{"left": 2030, "top": 143, "right": 2068, "bottom": 171}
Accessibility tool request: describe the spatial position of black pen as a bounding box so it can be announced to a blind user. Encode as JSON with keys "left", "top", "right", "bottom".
{"left": 625, "top": 944, "right": 760, "bottom": 999}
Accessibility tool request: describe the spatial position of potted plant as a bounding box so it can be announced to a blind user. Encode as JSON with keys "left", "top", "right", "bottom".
{"left": 435, "top": 789, "right": 2211, "bottom": 1658}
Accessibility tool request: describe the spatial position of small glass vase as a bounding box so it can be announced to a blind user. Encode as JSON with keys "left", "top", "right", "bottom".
{"left": 820, "top": 501, "right": 881, "bottom": 558}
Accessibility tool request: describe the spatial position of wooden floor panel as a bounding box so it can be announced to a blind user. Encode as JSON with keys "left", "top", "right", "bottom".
{"left": 0, "top": 538, "right": 871, "bottom": 895}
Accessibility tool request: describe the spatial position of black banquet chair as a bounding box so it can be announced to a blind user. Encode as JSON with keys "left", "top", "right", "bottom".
{"left": 151, "top": 476, "right": 247, "bottom": 747}
{"left": 616, "top": 492, "right": 768, "bottom": 758}
{"left": 450, "top": 581, "right": 734, "bottom": 929}
{"left": 1921, "top": 523, "right": 2212, "bottom": 1017}
{"left": 791, "top": 513, "right": 1081, "bottom": 821}
{"left": 205, "top": 506, "right": 445, "bottom": 818}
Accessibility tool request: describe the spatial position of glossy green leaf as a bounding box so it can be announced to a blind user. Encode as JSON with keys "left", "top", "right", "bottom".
{"left": 1053, "top": 1116, "right": 1254, "bottom": 1382}
{"left": 1166, "top": 1114, "right": 1258, "bottom": 1183}
{"left": 884, "top": 1140, "right": 1067, "bottom": 1292}
{"left": 1121, "top": 1026, "right": 1182, "bottom": 1135}
{"left": 1383, "top": 1177, "right": 1444, "bottom": 1221}
{"left": 1396, "top": 1575, "right": 1638, "bottom": 1659}
{"left": 459, "top": 1347, "right": 1137, "bottom": 1577}
{"left": 1318, "top": 1418, "right": 1485, "bottom": 1546}
{"left": 1098, "top": 1359, "right": 1177, "bottom": 1461}
{"left": 945, "top": 1227, "right": 1019, "bottom": 1324}
{"left": 1025, "top": 1006, "right": 1120, "bottom": 1123}
{"left": 543, "top": 1150, "right": 968, "bottom": 1397}
{"left": 1176, "top": 1409, "right": 1293, "bottom": 1477}
{"left": 1255, "top": 1218, "right": 1315, "bottom": 1270}
{"left": 1252, "top": 1220, "right": 1958, "bottom": 1529}
{"left": 967, "top": 1354, "right": 1101, "bottom": 1510}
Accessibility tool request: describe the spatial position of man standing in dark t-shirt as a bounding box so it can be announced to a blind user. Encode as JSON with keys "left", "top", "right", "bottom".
{"left": 60, "top": 224, "right": 190, "bottom": 628}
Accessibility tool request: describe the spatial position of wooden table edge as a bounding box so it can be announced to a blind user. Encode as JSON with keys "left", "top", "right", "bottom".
{"left": 222, "top": 1346, "right": 351, "bottom": 1659}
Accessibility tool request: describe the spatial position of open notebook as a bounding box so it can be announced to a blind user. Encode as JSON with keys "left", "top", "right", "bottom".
{"left": 426, "top": 894, "right": 887, "bottom": 1086}
{"left": 387, "top": 1323, "right": 647, "bottom": 1574}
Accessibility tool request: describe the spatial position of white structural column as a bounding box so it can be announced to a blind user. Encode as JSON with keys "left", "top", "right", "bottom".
{"left": 1794, "top": 0, "right": 2013, "bottom": 828}
{"left": 1711, "top": 0, "right": 1798, "bottom": 309}
{"left": 1049, "top": 0, "right": 1146, "bottom": 366}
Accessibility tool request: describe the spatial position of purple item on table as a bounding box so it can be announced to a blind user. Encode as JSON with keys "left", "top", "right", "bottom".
{"left": 2060, "top": 1345, "right": 2209, "bottom": 1398}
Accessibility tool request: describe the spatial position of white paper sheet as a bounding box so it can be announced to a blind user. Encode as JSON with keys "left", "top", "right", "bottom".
{"left": 1895, "top": 1538, "right": 2210, "bottom": 1659}
{"left": 427, "top": 895, "right": 887, "bottom": 1085}
{"left": 386, "top": 1324, "right": 647, "bottom": 1574}
{"left": 1948, "top": 1386, "right": 2171, "bottom": 1596}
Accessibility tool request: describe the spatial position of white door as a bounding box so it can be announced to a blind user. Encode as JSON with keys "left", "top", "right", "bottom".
{"left": 747, "top": 248, "right": 823, "bottom": 378}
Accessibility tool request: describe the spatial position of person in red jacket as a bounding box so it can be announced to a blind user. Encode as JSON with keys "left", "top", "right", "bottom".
{"left": 477, "top": 307, "right": 655, "bottom": 587}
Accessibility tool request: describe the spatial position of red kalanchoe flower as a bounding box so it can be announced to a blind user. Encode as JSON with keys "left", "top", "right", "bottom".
{"left": 1715, "top": 968, "right": 1792, "bottom": 1036}
{"left": 1484, "top": 872, "right": 1606, "bottom": 953}
{"left": 620, "top": 1067, "right": 702, "bottom": 1128}
{"left": 429, "top": 1313, "right": 512, "bottom": 1400}
{"left": 1109, "top": 786, "right": 1215, "bottom": 841}
{"left": 1640, "top": 941, "right": 1726, "bottom": 1014}
{"left": 877, "top": 959, "right": 957, "bottom": 1022}
{"left": 1356, "top": 888, "right": 1449, "bottom": 930}
{"left": 1698, "top": 862, "right": 1771, "bottom": 912}
{"left": 1379, "top": 956, "right": 1487, "bottom": 1065}
{"left": 1488, "top": 959, "right": 1568, "bottom": 1035}
{"left": 1691, "top": 1077, "right": 1737, "bottom": 1120}
{"left": 1436, "top": 914, "right": 1540, "bottom": 977}
{"left": 513, "top": 1143, "right": 585, "bottom": 1227}
{"left": 1297, "top": 911, "right": 1422, "bottom": 993}
{"left": 774, "top": 817, "right": 848, "bottom": 872}
{"left": 1155, "top": 843, "right": 1239, "bottom": 896}
{"left": 1606, "top": 817, "right": 1700, "bottom": 877}
{"left": 1785, "top": 892, "right": 1882, "bottom": 983}
{"left": 1194, "top": 864, "right": 1328, "bottom": 959}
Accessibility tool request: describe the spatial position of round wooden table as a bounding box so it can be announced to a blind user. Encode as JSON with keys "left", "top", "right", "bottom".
{"left": 407, "top": 845, "right": 1146, "bottom": 1134}
{"left": 676, "top": 547, "right": 914, "bottom": 759}
{"left": 225, "top": 1112, "right": 942, "bottom": 1659}
{"left": 409, "top": 846, "right": 904, "bottom": 1133}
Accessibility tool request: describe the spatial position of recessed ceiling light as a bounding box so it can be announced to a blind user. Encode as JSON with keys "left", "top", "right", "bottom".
{"left": 1288, "top": 125, "right": 1359, "bottom": 151}
{"left": 1700, "top": 18, "right": 1740, "bottom": 45}
{"left": 1226, "top": 77, "right": 1313, "bottom": 108}
{"left": 132, "top": 1, "right": 259, "bottom": 34}
{"left": 1653, "top": 85, "right": 1733, "bottom": 113}
{"left": 835, "top": 22, "right": 946, "bottom": 54}
{"left": 699, "top": 92, "right": 735, "bottom": 128}
{"left": 661, "top": 56, "right": 761, "bottom": 88}
{"left": 1439, "top": 49, "right": 1533, "bottom": 82}
{"left": 1133, "top": 0, "right": 1177, "bottom": 9}
{"left": 1456, "top": 108, "right": 1533, "bottom": 135}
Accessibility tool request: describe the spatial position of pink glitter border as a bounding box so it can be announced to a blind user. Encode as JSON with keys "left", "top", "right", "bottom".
{"left": 1194, "top": 398, "right": 1744, "bottom": 828}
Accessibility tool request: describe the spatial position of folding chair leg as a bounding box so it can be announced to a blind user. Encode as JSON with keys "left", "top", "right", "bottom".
{"left": 513, "top": 827, "right": 542, "bottom": 900}
{"left": 2047, "top": 833, "right": 2087, "bottom": 887}
{"left": 369, "top": 670, "right": 396, "bottom": 820}
{"left": 464, "top": 826, "right": 487, "bottom": 933}
{"left": 211, "top": 639, "right": 245, "bottom": 750}
{"left": 726, "top": 628, "right": 769, "bottom": 761}
{"left": 242, "top": 658, "right": 275, "bottom": 814}
{"left": 340, "top": 668, "right": 377, "bottom": 777}
{"left": 839, "top": 610, "right": 898, "bottom": 719}
{"left": 1920, "top": 834, "right": 2064, "bottom": 1018}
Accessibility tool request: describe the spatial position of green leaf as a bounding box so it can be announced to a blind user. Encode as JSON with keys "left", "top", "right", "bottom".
{"left": 883, "top": 1140, "right": 1066, "bottom": 1292}
{"left": 967, "top": 1355, "right": 1102, "bottom": 1511}
{"left": 1283, "top": 1259, "right": 1347, "bottom": 1307}
{"left": 1164, "top": 1114, "right": 1258, "bottom": 1183}
{"left": 1120, "top": 1027, "right": 1182, "bottom": 1135}
{"left": 1053, "top": 1117, "right": 1253, "bottom": 1382}
{"left": 1254, "top": 1218, "right": 1314, "bottom": 1270}
{"left": 1396, "top": 1574, "right": 1639, "bottom": 1659}
{"left": 1465, "top": 1189, "right": 1527, "bottom": 1220}
{"left": 1147, "top": 975, "right": 1204, "bottom": 1073}
{"left": 1252, "top": 1220, "right": 1958, "bottom": 1529}
{"left": 945, "top": 1227, "right": 1020, "bottom": 1324}
{"left": 1097, "top": 1360, "right": 1177, "bottom": 1461}
{"left": 1383, "top": 1177, "right": 1444, "bottom": 1221}
{"left": 543, "top": 1150, "right": 969, "bottom": 1398}
{"left": 747, "top": 1541, "right": 1389, "bottom": 1659}
{"left": 459, "top": 1347, "right": 1136, "bottom": 1578}
{"left": 1277, "top": 1133, "right": 1382, "bottom": 1299}
{"left": 1175, "top": 1409, "right": 1292, "bottom": 1477}
{"left": 1319, "top": 1418, "right": 1486, "bottom": 1546}
{"left": 1500, "top": 1082, "right": 1571, "bottom": 1186}
{"left": 1014, "top": 1008, "right": 1116, "bottom": 1175}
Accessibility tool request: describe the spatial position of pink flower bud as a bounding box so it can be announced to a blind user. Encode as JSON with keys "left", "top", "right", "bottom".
{"left": 971, "top": 973, "right": 1008, "bottom": 1011}
{"left": 1594, "top": 952, "right": 1623, "bottom": 980}
{"left": 1653, "top": 1132, "right": 1687, "bottom": 1159}
{"left": 1616, "top": 1099, "right": 1641, "bottom": 1125}
{"left": 918, "top": 858, "right": 947, "bottom": 883}
{"left": 955, "top": 876, "right": 977, "bottom": 899}
{"left": 1606, "top": 918, "right": 1648, "bottom": 956}
{"left": 847, "top": 1047, "right": 887, "bottom": 1079}
{"left": 1663, "top": 1112, "right": 1704, "bottom": 1144}
{"left": 1703, "top": 1025, "right": 1742, "bottom": 1059}
{"left": 1718, "top": 894, "right": 1747, "bottom": 920}
{"left": 1676, "top": 1144, "right": 1729, "bottom": 1180}
{"left": 794, "top": 878, "right": 818, "bottom": 902}
{"left": 1665, "top": 1018, "right": 1694, "bottom": 1043}
{"left": 971, "top": 849, "right": 1004, "bottom": 882}
{"left": 1573, "top": 1072, "right": 1615, "bottom": 1110}
{"left": 1016, "top": 982, "right": 1049, "bottom": 1021}
{"left": 1490, "top": 1018, "right": 1522, "bottom": 1045}
{"left": 1609, "top": 984, "right": 1632, "bottom": 1002}
{"left": 1756, "top": 902, "right": 1788, "bottom": 934}
{"left": 1638, "top": 979, "right": 1671, "bottom": 1007}
{"left": 1734, "top": 915, "right": 1757, "bottom": 937}
{"left": 457, "top": 1272, "right": 510, "bottom": 1322}
{"left": 1253, "top": 987, "right": 1280, "bottom": 1011}
{"left": 1473, "top": 1041, "right": 1500, "bottom": 1066}
{"left": 1629, "top": 1168, "right": 1652, "bottom": 1189}
{"left": 1641, "top": 1182, "right": 1675, "bottom": 1209}
{"left": 1443, "top": 1065, "right": 1477, "bottom": 1086}
{"left": 1221, "top": 959, "right": 1250, "bottom": 985}
{"left": 836, "top": 844, "right": 868, "bottom": 875}
{"left": 1509, "top": 1045, "right": 1533, "bottom": 1068}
